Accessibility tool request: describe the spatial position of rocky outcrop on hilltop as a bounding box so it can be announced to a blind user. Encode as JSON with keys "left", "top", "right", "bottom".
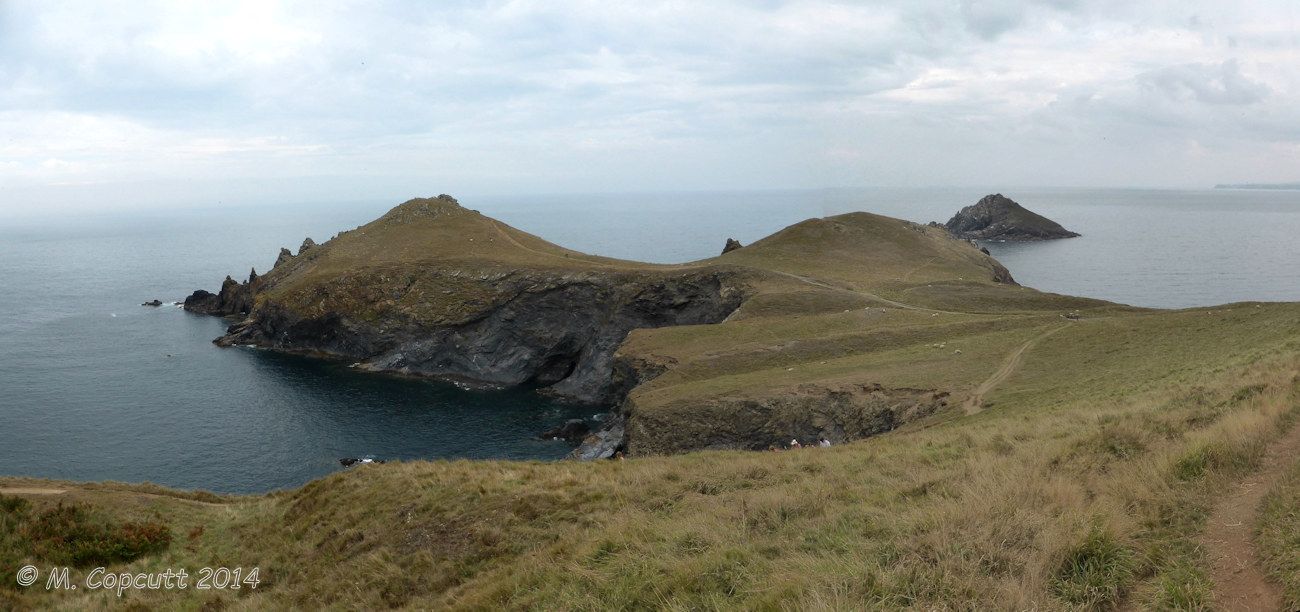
{"left": 721, "top": 238, "right": 743, "bottom": 255}
{"left": 944, "top": 194, "right": 1079, "bottom": 242}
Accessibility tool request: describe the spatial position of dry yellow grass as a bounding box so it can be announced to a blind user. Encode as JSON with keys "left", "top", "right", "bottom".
{"left": 3, "top": 348, "right": 1298, "bottom": 610}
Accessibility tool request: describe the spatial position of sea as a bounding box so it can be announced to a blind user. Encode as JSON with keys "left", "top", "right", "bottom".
{"left": 3, "top": 187, "right": 1299, "bottom": 494}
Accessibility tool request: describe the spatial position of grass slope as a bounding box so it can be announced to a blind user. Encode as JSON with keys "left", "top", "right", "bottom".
{"left": 6, "top": 199, "right": 1300, "bottom": 609}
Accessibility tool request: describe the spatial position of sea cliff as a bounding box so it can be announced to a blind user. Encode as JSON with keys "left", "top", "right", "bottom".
{"left": 187, "top": 194, "right": 1095, "bottom": 458}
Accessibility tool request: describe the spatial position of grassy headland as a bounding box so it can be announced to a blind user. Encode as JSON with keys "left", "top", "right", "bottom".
{"left": 6, "top": 197, "right": 1300, "bottom": 609}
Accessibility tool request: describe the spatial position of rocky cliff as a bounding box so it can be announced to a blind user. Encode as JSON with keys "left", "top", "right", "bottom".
{"left": 944, "top": 193, "right": 1079, "bottom": 241}
{"left": 188, "top": 194, "right": 1094, "bottom": 460}
{"left": 185, "top": 195, "right": 753, "bottom": 405}
{"left": 214, "top": 265, "right": 750, "bottom": 404}
{"left": 624, "top": 384, "right": 948, "bottom": 455}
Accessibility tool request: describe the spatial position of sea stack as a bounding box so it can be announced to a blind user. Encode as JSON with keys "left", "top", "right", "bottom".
{"left": 944, "top": 194, "right": 1079, "bottom": 242}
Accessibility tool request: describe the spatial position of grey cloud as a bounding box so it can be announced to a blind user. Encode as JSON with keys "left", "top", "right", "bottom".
{"left": 960, "top": 0, "right": 1026, "bottom": 40}
{"left": 1139, "top": 59, "right": 1269, "bottom": 105}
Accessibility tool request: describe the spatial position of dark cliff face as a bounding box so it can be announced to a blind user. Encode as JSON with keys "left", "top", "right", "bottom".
{"left": 945, "top": 194, "right": 1079, "bottom": 242}
{"left": 183, "top": 270, "right": 263, "bottom": 316}
{"left": 182, "top": 194, "right": 759, "bottom": 406}
{"left": 191, "top": 265, "right": 751, "bottom": 405}
{"left": 623, "top": 384, "right": 948, "bottom": 455}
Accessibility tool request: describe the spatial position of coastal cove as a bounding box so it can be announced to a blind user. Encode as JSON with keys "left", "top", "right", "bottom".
{"left": 4, "top": 187, "right": 1300, "bottom": 494}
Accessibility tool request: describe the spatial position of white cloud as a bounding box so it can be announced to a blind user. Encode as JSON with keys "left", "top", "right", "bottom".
{"left": 2, "top": 0, "right": 1300, "bottom": 214}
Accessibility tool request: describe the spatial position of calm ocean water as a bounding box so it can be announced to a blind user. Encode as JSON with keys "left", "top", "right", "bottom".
{"left": 2, "top": 187, "right": 1298, "bottom": 494}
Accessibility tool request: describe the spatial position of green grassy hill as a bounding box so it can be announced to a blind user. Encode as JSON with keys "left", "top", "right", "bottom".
{"left": 8, "top": 198, "right": 1300, "bottom": 610}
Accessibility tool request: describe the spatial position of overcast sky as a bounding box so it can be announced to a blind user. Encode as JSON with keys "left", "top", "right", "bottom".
{"left": 3, "top": 1, "right": 1299, "bottom": 214}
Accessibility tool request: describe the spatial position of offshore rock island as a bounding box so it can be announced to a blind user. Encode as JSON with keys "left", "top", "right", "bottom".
{"left": 943, "top": 193, "right": 1080, "bottom": 241}
{"left": 185, "top": 194, "right": 1105, "bottom": 459}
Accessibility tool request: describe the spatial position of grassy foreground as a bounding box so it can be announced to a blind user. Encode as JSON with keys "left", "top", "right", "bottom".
{"left": 4, "top": 305, "right": 1300, "bottom": 609}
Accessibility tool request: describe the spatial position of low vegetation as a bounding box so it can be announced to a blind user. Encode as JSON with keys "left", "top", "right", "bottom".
{"left": 10, "top": 201, "right": 1299, "bottom": 609}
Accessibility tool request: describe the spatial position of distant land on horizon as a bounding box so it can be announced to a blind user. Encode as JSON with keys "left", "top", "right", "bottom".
{"left": 1213, "top": 182, "right": 1300, "bottom": 190}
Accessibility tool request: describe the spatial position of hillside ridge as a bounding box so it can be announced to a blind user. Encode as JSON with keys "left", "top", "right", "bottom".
{"left": 184, "top": 194, "right": 1061, "bottom": 458}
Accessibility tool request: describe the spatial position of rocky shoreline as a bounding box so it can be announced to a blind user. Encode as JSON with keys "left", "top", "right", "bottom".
{"left": 185, "top": 194, "right": 1037, "bottom": 461}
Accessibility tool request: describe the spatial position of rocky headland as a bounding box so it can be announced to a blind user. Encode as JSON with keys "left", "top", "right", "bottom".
{"left": 186, "top": 195, "right": 753, "bottom": 406}
{"left": 187, "top": 194, "right": 1102, "bottom": 460}
{"left": 943, "top": 193, "right": 1080, "bottom": 241}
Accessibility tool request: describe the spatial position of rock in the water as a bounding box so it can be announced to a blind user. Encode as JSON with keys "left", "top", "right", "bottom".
{"left": 141, "top": 299, "right": 163, "bottom": 307}
{"left": 540, "top": 419, "right": 591, "bottom": 445}
{"left": 944, "top": 194, "right": 1079, "bottom": 242}
{"left": 571, "top": 414, "right": 626, "bottom": 461}
{"left": 339, "top": 457, "right": 384, "bottom": 467}
{"left": 721, "top": 238, "right": 743, "bottom": 255}
{"left": 183, "top": 269, "right": 263, "bottom": 317}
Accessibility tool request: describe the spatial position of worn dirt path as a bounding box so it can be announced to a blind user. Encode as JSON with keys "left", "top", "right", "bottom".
{"left": 490, "top": 219, "right": 974, "bottom": 320}
{"left": 964, "top": 322, "right": 1071, "bottom": 415}
{"left": 901, "top": 256, "right": 939, "bottom": 282}
{"left": 1202, "top": 417, "right": 1300, "bottom": 611}
{"left": 487, "top": 218, "right": 618, "bottom": 267}
{"left": 0, "top": 485, "right": 233, "bottom": 508}
{"left": 0, "top": 487, "right": 67, "bottom": 495}
{"left": 770, "top": 270, "right": 973, "bottom": 316}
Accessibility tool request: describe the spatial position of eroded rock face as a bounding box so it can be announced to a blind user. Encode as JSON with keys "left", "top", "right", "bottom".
{"left": 721, "top": 238, "right": 743, "bottom": 255}
{"left": 945, "top": 194, "right": 1079, "bottom": 242}
{"left": 623, "top": 384, "right": 948, "bottom": 456}
{"left": 183, "top": 269, "right": 262, "bottom": 316}
{"left": 197, "top": 267, "right": 751, "bottom": 405}
{"left": 571, "top": 414, "right": 626, "bottom": 461}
